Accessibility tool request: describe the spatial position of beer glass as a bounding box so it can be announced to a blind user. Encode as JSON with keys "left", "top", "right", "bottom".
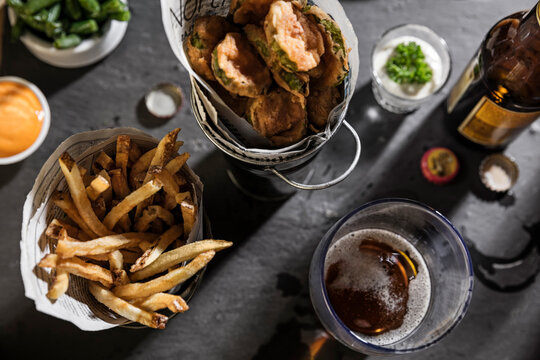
{"left": 309, "top": 199, "right": 473, "bottom": 354}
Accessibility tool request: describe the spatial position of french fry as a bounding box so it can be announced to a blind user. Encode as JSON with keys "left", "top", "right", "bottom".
{"left": 135, "top": 129, "right": 181, "bottom": 217}
{"left": 47, "top": 269, "right": 69, "bottom": 300}
{"left": 89, "top": 282, "right": 168, "bottom": 329}
{"left": 128, "top": 141, "right": 142, "bottom": 165}
{"left": 98, "top": 170, "right": 113, "bottom": 205}
{"left": 114, "top": 251, "right": 215, "bottom": 299}
{"left": 115, "top": 135, "right": 130, "bottom": 179}
{"left": 58, "top": 153, "right": 114, "bottom": 237}
{"left": 131, "top": 293, "right": 188, "bottom": 313}
{"left": 92, "top": 151, "right": 114, "bottom": 174}
{"left": 165, "top": 153, "right": 190, "bottom": 175}
{"left": 56, "top": 232, "right": 158, "bottom": 258}
{"left": 131, "top": 240, "right": 232, "bottom": 281}
{"left": 109, "top": 168, "right": 131, "bottom": 199}
{"left": 175, "top": 192, "right": 191, "bottom": 205}
{"left": 130, "top": 225, "right": 183, "bottom": 272}
{"left": 180, "top": 199, "right": 197, "bottom": 239}
{"left": 149, "top": 166, "right": 179, "bottom": 210}
{"left": 109, "top": 250, "right": 130, "bottom": 286}
{"left": 129, "top": 141, "right": 184, "bottom": 188}
{"left": 39, "top": 255, "right": 113, "bottom": 288}
{"left": 103, "top": 180, "right": 163, "bottom": 230}
{"left": 134, "top": 205, "right": 174, "bottom": 232}
{"left": 45, "top": 218, "right": 89, "bottom": 241}
{"left": 53, "top": 192, "right": 98, "bottom": 239}
{"left": 92, "top": 197, "right": 107, "bottom": 220}
{"left": 85, "top": 174, "right": 110, "bottom": 201}
{"left": 84, "top": 250, "right": 140, "bottom": 264}
{"left": 116, "top": 214, "right": 132, "bottom": 233}
{"left": 80, "top": 167, "right": 93, "bottom": 187}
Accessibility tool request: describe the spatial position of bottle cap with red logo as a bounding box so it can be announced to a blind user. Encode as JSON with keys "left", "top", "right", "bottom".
{"left": 421, "top": 147, "right": 459, "bottom": 185}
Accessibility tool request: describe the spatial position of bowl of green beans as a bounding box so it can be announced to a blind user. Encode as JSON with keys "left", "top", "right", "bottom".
{"left": 7, "top": 0, "right": 131, "bottom": 68}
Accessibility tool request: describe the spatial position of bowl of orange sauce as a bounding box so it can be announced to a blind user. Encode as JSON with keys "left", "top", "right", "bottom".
{"left": 0, "top": 77, "right": 50, "bottom": 165}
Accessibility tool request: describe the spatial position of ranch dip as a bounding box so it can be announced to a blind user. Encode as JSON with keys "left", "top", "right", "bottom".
{"left": 373, "top": 36, "right": 443, "bottom": 100}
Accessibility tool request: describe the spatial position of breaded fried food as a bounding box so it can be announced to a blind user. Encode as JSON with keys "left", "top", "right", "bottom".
{"left": 247, "top": 88, "right": 307, "bottom": 147}
{"left": 212, "top": 81, "right": 249, "bottom": 117}
{"left": 186, "top": 16, "right": 237, "bottom": 81}
{"left": 230, "top": 0, "right": 307, "bottom": 25}
{"left": 307, "top": 86, "right": 341, "bottom": 131}
{"left": 305, "top": 5, "right": 350, "bottom": 87}
{"left": 212, "top": 33, "right": 272, "bottom": 98}
{"left": 244, "top": 24, "right": 309, "bottom": 97}
{"left": 264, "top": 1, "right": 325, "bottom": 72}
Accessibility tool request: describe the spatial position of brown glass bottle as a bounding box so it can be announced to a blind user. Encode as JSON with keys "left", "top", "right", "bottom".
{"left": 446, "top": 2, "right": 540, "bottom": 148}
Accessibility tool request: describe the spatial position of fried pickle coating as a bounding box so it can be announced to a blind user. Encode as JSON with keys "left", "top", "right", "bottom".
{"left": 307, "top": 86, "right": 341, "bottom": 131}
{"left": 230, "top": 0, "right": 306, "bottom": 25}
{"left": 244, "top": 24, "right": 309, "bottom": 97}
{"left": 212, "top": 81, "right": 249, "bottom": 117}
{"left": 247, "top": 88, "right": 307, "bottom": 147}
{"left": 305, "top": 5, "right": 350, "bottom": 87}
{"left": 264, "top": 1, "right": 324, "bottom": 72}
{"left": 212, "top": 33, "right": 272, "bottom": 98}
{"left": 185, "top": 16, "right": 237, "bottom": 81}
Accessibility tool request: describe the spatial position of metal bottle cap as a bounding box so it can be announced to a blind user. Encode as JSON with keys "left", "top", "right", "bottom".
{"left": 421, "top": 147, "right": 459, "bottom": 185}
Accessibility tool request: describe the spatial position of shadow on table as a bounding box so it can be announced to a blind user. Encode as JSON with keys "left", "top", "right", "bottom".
{"left": 191, "top": 150, "right": 288, "bottom": 277}
{"left": 0, "top": 162, "right": 22, "bottom": 189}
{"left": 0, "top": 298, "right": 150, "bottom": 359}
{"left": 2, "top": 40, "right": 97, "bottom": 96}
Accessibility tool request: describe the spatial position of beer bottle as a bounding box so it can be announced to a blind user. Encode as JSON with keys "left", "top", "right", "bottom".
{"left": 446, "top": 2, "right": 540, "bottom": 148}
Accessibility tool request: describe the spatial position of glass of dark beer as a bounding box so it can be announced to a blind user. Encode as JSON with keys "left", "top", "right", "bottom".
{"left": 309, "top": 198, "right": 473, "bottom": 354}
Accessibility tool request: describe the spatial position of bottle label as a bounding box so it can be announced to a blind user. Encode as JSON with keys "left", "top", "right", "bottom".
{"left": 447, "top": 50, "right": 481, "bottom": 114}
{"left": 458, "top": 96, "right": 540, "bottom": 146}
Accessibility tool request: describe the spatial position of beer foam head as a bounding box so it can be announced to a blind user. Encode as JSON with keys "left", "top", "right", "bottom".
{"left": 324, "top": 228, "right": 432, "bottom": 346}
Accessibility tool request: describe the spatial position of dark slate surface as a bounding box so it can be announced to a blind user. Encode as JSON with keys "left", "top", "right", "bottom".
{"left": 1, "top": 1, "right": 539, "bottom": 359}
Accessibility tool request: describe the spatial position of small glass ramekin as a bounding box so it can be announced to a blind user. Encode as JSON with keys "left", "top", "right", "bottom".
{"left": 371, "top": 24, "right": 452, "bottom": 114}
{"left": 309, "top": 198, "right": 473, "bottom": 355}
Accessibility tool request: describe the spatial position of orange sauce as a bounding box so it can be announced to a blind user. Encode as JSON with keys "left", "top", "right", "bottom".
{"left": 0, "top": 81, "right": 44, "bottom": 157}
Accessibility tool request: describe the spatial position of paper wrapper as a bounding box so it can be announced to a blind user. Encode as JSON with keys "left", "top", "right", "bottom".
{"left": 20, "top": 128, "right": 204, "bottom": 331}
{"left": 160, "top": 0, "right": 359, "bottom": 153}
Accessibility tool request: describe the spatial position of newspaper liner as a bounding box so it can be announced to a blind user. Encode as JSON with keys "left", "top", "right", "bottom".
{"left": 20, "top": 128, "right": 204, "bottom": 331}
{"left": 160, "top": 0, "right": 359, "bottom": 154}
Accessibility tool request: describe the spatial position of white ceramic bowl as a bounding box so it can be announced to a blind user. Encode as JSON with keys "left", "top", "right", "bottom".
{"left": 7, "top": 2, "right": 129, "bottom": 68}
{"left": 0, "top": 76, "right": 51, "bottom": 165}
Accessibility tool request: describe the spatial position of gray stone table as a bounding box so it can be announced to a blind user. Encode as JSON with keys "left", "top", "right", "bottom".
{"left": 1, "top": 1, "right": 539, "bottom": 359}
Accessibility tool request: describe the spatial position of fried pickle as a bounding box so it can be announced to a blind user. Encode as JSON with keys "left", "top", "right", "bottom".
{"left": 244, "top": 24, "right": 309, "bottom": 97}
{"left": 212, "top": 81, "right": 249, "bottom": 117}
{"left": 230, "top": 0, "right": 307, "bottom": 25}
{"left": 247, "top": 88, "right": 307, "bottom": 147}
{"left": 185, "top": 16, "right": 237, "bottom": 81}
{"left": 212, "top": 32, "right": 272, "bottom": 98}
{"left": 305, "top": 5, "right": 349, "bottom": 87}
{"left": 307, "top": 86, "right": 341, "bottom": 132}
{"left": 264, "top": 1, "right": 324, "bottom": 72}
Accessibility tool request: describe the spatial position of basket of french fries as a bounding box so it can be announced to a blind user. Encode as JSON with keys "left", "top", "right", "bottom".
{"left": 161, "top": 0, "right": 361, "bottom": 192}
{"left": 21, "top": 127, "right": 232, "bottom": 331}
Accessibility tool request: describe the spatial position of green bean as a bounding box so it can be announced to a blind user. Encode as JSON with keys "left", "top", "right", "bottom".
{"left": 69, "top": 19, "right": 99, "bottom": 34}
{"left": 47, "top": 3, "right": 62, "bottom": 22}
{"left": 7, "top": 0, "right": 25, "bottom": 13}
{"left": 34, "top": 9, "right": 50, "bottom": 22}
{"left": 101, "top": 0, "right": 125, "bottom": 14}
{"left": 24, "top": 0, "right": 61, "bottom": 15}
{"left": 109, "top": 10, "right": 130, "bottom": 22}
{"left": 19, "top": 14, "right": 46, "bottom": 32}
{"left": 65, "top": 0, "right": 82, "bottom": 20}
{"left": 10, "top": 18, "right": 25, "bottom": 43}
{"left": 54, "top": 34, "right": 82, "bottom": 49}
{"left": 77, "top": 0, "right": 101, "bottom": 16}
{"left": 45, "top": 21, "right": 63, "bottom": 38}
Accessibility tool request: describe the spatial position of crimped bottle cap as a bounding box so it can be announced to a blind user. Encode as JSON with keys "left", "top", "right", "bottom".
{"left": 421, "top": 147, "right": 459, "bottom": 185}
{"left": 479, "top": 154, "right": 519, "bottom": 193}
